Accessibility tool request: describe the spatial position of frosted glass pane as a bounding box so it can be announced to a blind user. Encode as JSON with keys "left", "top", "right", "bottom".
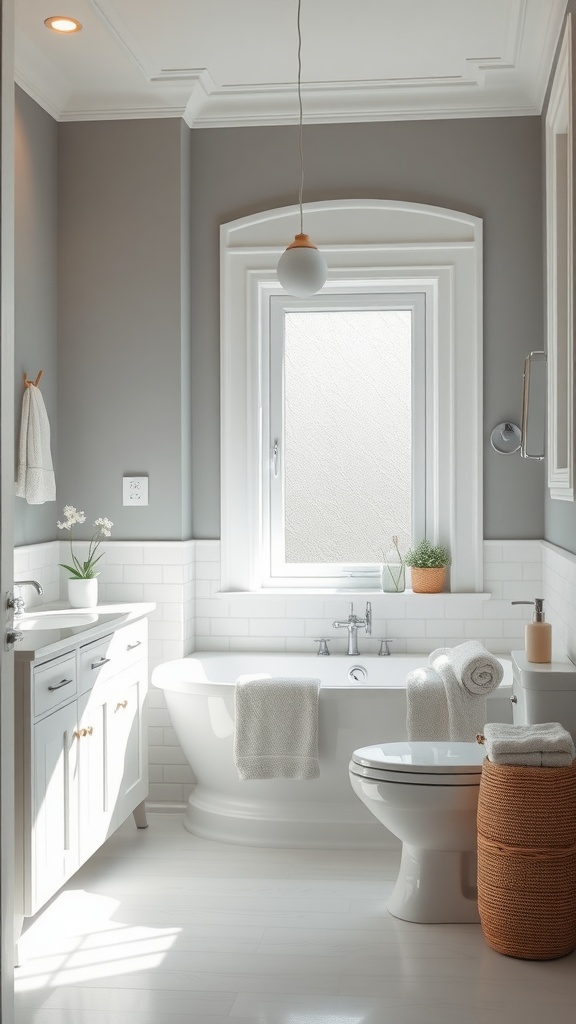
{"left": 284, "top": 310, "right": 412, "bottom": 563}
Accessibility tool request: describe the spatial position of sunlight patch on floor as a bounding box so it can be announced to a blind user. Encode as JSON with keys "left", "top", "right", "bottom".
{"left": 16, "top": 888, "right": 180, "bottom": 991}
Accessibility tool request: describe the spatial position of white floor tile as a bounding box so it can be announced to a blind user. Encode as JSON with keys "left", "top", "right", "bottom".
{"left": 14, "top": 813, "right": 576, "bottom": 1024}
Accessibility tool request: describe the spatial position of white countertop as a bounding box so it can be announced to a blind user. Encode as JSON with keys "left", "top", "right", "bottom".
{"left": 13, "top": 602, "right": 156, "bottom": 662}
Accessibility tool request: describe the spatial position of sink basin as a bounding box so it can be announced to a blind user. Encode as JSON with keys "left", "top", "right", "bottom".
{"left": 18, "top": 611, "right": 99, "bottom": 631}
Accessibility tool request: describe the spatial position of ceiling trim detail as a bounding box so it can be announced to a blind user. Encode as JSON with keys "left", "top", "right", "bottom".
{"left": 14, "top": 0, "right": 568, "bottom": 126}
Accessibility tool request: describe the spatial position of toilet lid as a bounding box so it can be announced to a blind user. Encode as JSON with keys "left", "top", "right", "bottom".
{"left": 349, "top": 741, "right": 485, "bottom": 785}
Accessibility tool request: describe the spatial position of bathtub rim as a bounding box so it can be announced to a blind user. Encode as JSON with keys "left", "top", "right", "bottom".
{"left": 151, "top": 651, "right": 513, "bottom": 696}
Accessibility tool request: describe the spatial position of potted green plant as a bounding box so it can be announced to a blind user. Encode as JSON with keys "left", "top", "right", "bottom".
{"left": 404, "top": 539, "right": 451, "bottom": 593}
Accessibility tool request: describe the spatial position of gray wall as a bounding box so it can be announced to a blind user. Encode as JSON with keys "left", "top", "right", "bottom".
{"left": 543, "top": 0, "right": 576, "bottom": 555}
{"left": 57, "top": 118, "right": 192, "bottom": 540}
{"left": 190, "top": 117, "right": 545, "bottom": 539}
{"left": 18, "top": 103, "right": 546, "bottom": 545}
{"left": 14, "top": 86, "right": 58, "bottom": 545}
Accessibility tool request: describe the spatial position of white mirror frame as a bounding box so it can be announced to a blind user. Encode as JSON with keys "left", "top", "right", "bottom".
{"left": 546, "top": 14, "right": 575, "bottom": 501}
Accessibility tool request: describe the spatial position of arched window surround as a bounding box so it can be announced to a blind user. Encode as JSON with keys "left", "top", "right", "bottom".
{"left": 220, "top": 199, "right": 483, "bottom": 594}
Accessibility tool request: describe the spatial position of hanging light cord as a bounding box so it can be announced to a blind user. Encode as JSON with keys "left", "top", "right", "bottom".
{"left": 296, "top": 0, "right": 304, "bottom": 235}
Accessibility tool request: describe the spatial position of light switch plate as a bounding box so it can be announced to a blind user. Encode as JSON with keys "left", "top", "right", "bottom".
{"left": 123, "top": 476, "right": 149, "bottom": 506}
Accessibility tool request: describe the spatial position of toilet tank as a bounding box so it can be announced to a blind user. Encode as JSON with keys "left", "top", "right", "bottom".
{"left": 511, "top": 651, "right": 576, "bottom": 741}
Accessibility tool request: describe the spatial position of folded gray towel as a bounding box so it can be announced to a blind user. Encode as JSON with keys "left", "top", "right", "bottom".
{"left": 481, "top": 722, "right": 576, "bottom": 767}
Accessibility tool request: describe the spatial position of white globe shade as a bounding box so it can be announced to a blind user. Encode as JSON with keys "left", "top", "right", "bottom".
{"left": 277, "top": 235, "right": 327, "bottom": 297}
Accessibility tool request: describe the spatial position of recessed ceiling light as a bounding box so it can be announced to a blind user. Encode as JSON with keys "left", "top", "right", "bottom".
{"left": 44, "top": 16, "right": 82, "bottom": 34}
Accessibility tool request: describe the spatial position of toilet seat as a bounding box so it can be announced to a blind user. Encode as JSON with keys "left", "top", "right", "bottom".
{"left": 349, "top": 740, "right": 485, "bottom": 786}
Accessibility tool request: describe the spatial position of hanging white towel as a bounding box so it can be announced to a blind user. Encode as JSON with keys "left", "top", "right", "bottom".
{"left": 429, "top": 647, "right": 488, "bottom": 742}
{"left": 234, "top": 675, "right": 320, "bottom": 780}
{"left": 406, "top": 666, "right": 449, "bottom": 740}
{"left": 15, "top": 384, "right": 56, "bottom": 504}
{"left": 481, "top": 722, "right": 576, "bottom": 767}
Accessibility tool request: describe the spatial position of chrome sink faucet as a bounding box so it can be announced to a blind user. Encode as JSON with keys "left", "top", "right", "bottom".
{"left": 332, "top": 601, "right": 372, "bottom": 656}
{"left": 11, "top": 580, "right": 43, "bottom": 616}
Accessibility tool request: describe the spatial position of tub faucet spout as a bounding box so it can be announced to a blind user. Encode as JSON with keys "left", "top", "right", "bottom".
{"left": 332, "top": 602, "right": 372, "bottom": 656}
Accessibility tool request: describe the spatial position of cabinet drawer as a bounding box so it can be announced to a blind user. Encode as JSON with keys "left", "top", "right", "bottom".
{"left": 107, "top": 619, "right": 148, "bottom": 669}
{"left": 33, "top": 653, "right": 77, "bottom": 718}
{"left": 78, "top": 635, "right": 116, "bottom": 695}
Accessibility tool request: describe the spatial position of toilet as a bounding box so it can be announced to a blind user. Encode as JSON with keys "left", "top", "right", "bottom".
{"left": 349, "top": 740, "right": 485, "bottom": 923}
{"left": 349, "top": 651, "right": 576, "bottom": 925}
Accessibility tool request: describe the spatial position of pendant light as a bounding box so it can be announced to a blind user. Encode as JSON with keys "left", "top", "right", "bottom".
{"left": 277, "top": 0, "right": 327, "bottom": 297}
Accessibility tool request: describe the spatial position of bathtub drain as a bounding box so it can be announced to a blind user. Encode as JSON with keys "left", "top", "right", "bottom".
{"left": 348, "top": 665, "right": 368, "bottom": 684}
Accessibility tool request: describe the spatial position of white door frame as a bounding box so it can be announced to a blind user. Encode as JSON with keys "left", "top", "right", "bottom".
{"left": 1, "top": 0, "right": 16, "bottom": 1017}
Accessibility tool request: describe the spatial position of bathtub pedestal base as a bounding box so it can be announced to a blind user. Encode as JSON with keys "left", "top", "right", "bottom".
{"left": 184, "top": 786, "right": 400, "bottom": 850}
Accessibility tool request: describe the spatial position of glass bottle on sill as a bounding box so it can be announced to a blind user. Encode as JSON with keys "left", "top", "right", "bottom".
{"left": 381, "top": 536, "right": 405, "bottom": 593}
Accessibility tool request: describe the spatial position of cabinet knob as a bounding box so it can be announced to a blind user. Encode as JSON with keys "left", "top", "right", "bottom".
{"left": 126, "top": 641, "right": 141, "bottom": 651}
{"left": 115, "top": 700, "right": 128, "bottom": 711}
{"left": 74, "top": 728, "right": 88, "bottom": 739}
{"left": 510, "top": 695, "right": 518, "bottom": 704}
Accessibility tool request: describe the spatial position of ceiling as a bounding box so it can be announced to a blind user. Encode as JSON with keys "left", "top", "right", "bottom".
{"left": 14, "top": 0, "right": 568, "bottom": 126}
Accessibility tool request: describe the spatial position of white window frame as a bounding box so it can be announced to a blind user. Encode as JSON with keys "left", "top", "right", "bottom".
{"left": 220, "top": 199, "right": 483, "bottom": 593}
{"left": 263, "top": 290, "right": 427, "bottom": 588}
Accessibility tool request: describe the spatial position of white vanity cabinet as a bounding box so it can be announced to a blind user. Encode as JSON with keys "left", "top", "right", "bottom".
{"left": 15, "top": 610, "right": 151, "bottom": 939}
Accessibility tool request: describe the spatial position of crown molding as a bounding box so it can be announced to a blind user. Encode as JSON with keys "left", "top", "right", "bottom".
{"left": 42, "top": 71, "right": 541, "bottom": 125}
{"left": 15, "top": 0, "right": 565, "bottom": 126}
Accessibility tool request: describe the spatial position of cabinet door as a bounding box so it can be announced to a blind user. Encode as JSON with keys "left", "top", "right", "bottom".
{"left": 77, "top": 687, "right": 112, "bottom": 863}
{"left": 32, "top": 703, "right": 79, "bottom": 914}
{"left": 107, "top": 666, "right": 148, "bottom": 828}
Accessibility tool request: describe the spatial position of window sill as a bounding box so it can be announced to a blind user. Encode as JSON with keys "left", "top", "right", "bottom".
{"left": 216, "top": 589, "right": 493, "bottom": 601}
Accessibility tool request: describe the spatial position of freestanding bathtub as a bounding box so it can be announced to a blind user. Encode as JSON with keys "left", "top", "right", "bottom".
{"left": 151, "top": 652, "right": 512, "bottom": 849}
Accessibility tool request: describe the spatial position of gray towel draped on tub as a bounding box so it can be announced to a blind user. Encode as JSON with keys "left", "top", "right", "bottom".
{"left": 234, "top": 675, "right": 321, "bottom": 779}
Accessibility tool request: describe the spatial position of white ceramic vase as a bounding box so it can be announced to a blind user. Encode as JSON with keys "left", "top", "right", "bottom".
{"left": 67, "top": 577, "right": 98, "bottom": 608}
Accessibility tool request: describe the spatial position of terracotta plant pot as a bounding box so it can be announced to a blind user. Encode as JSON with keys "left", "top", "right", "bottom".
{"left": 410, "top": 566, "right": 446, "bottom": 593}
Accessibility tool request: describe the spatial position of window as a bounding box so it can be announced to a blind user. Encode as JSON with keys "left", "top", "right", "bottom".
{"left": 263, "top": 291, "right": 426, "bottom": 587}
{"left": 221, "top": 200, "right": 483, "bottom": 593}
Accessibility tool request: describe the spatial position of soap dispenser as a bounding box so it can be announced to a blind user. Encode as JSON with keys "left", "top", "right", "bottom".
{"left": 511, "top": 598, "right": 552, "bottom": 663}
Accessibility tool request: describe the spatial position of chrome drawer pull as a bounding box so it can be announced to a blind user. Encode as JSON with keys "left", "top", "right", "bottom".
{"left": 91, "top": 657, "right": 110, "bottom": 669}
{"left": 48, "top": 678, "right": 74, "bottom": 692}
{"left": 126, "top": 641, "right": 142, "bottom": 651}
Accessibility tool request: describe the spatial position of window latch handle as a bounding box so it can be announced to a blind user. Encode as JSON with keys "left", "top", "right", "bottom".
{"left": 272, "top": 438, "right": 279, "bottom": 479}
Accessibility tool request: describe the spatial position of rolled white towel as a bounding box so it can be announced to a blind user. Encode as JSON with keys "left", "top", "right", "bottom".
{"left": 447, "top": 640, "right": 503, "bottom": 695}
{"left": 481, "top": 722, "right": 576, "bottom": 767}
{"left": 406, "top": 667, "right": 448, "bottom": 740}
{"left": 429, "top": 650, "right": 487, "bottom": 741}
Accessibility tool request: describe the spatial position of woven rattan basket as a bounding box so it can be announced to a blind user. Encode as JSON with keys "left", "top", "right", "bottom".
{"left": 477, "top": 758, "right": 576, "bottom": 959}
{"left": 409, "top": 566, "right": 446, "bottom": 593}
